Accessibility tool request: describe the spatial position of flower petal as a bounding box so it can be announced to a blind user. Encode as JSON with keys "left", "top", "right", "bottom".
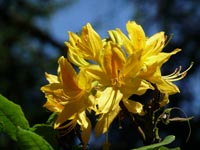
{"left": 126, "top": 21, "right": 146, "bottom": 52}
{"left": 81, "top": 23, "right": 103, "bottom": 59}
{"left": 123, "top": 99, "right": 144, "bottom": 115}
{"left": 43, "top": 95, "right": 64, "bottom": 112}
{"left": 58, "top": 56, "right": 81, "bottom": 96}
{"left": 94, "top": 105, "right": 121, "bottom": 137}
{"left": 77, "top": 112, "right": 92, "bottom": 147}
{"left": 100, "top": 42, "right": 126, "bottom": 78}
{"left": 45, "top": 72, "right": 59, "bottom": 83}
{"left": 54, "top": 94, "right": 85, "bottom": 128}
{"left": 143, "top": 32, "right": 165, "bottom": 57}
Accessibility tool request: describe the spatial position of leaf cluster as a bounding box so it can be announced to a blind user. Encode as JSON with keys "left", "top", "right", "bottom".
{"left": 0, "top": 94, "right": 57, "bottom": 150}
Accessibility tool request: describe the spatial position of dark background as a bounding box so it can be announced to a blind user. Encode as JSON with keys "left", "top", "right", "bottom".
{"left": 0, "top": 0, "right": 199, "bottom": 149}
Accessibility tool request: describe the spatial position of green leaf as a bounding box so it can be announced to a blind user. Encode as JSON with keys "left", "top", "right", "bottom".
{"left": 30, "top": 124, "right": 59, "bottom": 149}
{"left": 0, "top": 94, "right": 29, "bottom": 141}
{"left": 132, "top": 135, "right": 176, "bottom": 150}
{"left": 158, "top": 146, "right": 180, "bottom": 150}
{"left": 17, "top": 126, "right": 54, "bottom": 150}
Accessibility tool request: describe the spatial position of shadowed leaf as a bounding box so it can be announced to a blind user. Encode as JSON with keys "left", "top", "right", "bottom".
{"left": 31, "top": 124, "right": 59, "bottom": 149}
{"left": 132, "top": 135, "right": 179, "bottom": 150}
{"left": 17, "top": 126, "right": 53, "bottom": 150}
{"left": 0, "top": 94, "right": 29, "bottom": 141}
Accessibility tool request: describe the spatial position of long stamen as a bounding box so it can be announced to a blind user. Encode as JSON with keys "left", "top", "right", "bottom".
{"left": 163, "top": 62, "right": 193, "bottom": 81}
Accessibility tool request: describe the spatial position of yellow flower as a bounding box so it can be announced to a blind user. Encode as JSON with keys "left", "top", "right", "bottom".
{"left": 41, "top": 21, "right": 193, "bottom": 144}
{"left": 41, "top": 56, "right": 92, "bottom": 147}
{"left": 65, "top": 23, "right": 103, "bottom": 66}
{"left": 115, "top": 21, "right": 187, "bottom": 103}
{"left": 83, "top": 41, "right": 153, "bottom": 137}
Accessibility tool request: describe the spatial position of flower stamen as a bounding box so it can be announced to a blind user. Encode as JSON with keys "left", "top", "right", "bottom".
{"left": 163, "top": 62, "right": 193, "bottom": 81}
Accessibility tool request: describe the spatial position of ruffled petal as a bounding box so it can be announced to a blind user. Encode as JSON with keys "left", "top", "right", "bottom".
{"left": 123, "top": 99, "right": 144, "bottom": 115}
{"left": 126, "top": 21, "right": 146, "bottom": 52}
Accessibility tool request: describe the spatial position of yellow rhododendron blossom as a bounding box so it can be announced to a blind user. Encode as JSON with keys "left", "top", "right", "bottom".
{"left": 41, "top": 56, "right": 93, "bottom": 147}
{"left": 115, "top": 21, "right": 190, "bottom": 105}
{"left": 65, "top": 23, "right": 103, "bottom": 65}
{"left": 41, "top": 20, "right": 192, "bottom": 147}
{"left": 83, "top": 41, "right": 153, "bottom": 136}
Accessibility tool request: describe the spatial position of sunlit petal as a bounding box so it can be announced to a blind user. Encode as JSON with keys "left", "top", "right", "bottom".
{"left": 43, "top": 95, "right": 64, "bottom": 113}
{"left": 100, "top": 42, "right": 126, "bottom": 78}
{"left": 67, "top": 51, "right": 90, "bottom": 67}
{"left": 143, "top": 32, "right": 165, "bottom": 56}
{"left": 54, "top": 94, "right": 85, "bottom": 128}
{"left": 58, "top": 56, "right": 81, "bottom": 96}
{"left": 126, "top": 21, "right": 146, "bottom": 52}
{"left": 123, "top": 99, "right": 144, "bottom": 115}
{"left": 45, "top": 72, "right": 59, "bottom": 83}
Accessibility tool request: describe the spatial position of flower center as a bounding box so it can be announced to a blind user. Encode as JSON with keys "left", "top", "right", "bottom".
{"left": 111, "top": 70, "right": 125, "bottom": 87}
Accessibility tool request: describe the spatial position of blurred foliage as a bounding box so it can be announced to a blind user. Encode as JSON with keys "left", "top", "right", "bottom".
{"left": 0, "top": 0, "right": 69, "bottom": 121}
{"left": 0, "top": 0, "right": 199, "bottom": 149}
{"left": 0, "top": 0, "right": 73, "bottom": 149}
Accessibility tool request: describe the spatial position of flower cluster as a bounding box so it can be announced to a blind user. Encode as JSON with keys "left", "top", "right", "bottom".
{"left": 40, "top": 21, "right": 192, "bottom": 147}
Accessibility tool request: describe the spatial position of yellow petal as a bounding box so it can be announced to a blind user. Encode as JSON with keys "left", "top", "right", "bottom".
{"left": 76, "top": 69, "right": 92, "bottom": 91}
{"left": 66, "top": 25, "right": 103, "bottom": 62}
{"left": 83, "top": 65, "right": 111, "bottom": 86}
{"left": 139, "top": 49, "right": 182, "bottom": 84}
{"left": 54, "top": 94, "right": 85, "bottom": 128}
{"left": 67, "top": 50, "right": 89, "bottom": 67}
{"left": 123, "top": 99, "right": 144, "bottom": 115}
{"left": 136, "top": 80, "right": 154, "bottom": 95}
{"left": 126, "top": 21, "right": 146, "bottom": 52}
{"left": 116, "top": 28, "right": 134, "bottom": 56}
{"left": 73, "top": 23, "right": 103, "bottom": 61}
{"left": 94, "top": 89, "right": 122, "bottom": 137}
{"left": 121, "top": 78, "right": 153, "bottom": 99}
{"left": 41, "top": 83, "right": 62, "bottom": 94}
{"left": 58, "top": 56, "right": 81, "bottom": 96}
{"left": 43, "top": 95, "right": 64, "bottom": 112}
{"left": 40, "top": 83, "right": 70, "bottom": 105}
{"left": 66, "top": 31, "right": 81, "bottom": 49}
{"left": 83, "top": 23, "right": 103, "bottom": 57}
{"left": 156, "top": 78, "right": 180, "bottom": 94}
{"left": 96, "top": 88, "right": 123, "bottom": 114}
{"left": 108, "top": 30, "right": 123, "bottom": 46}
{"left": 83, "top": 65, "right": 104, "bottom": 80}
{"left": 94, "top": 105, "right": 121, "bottom": 137}
{"left": 100, "top": 42, "right": 126, "bottom": 78}
{"left": 121, "top": 53, "right": 141, "bottom": 77}
{"left": 95, "top": 87, "right": 115, "bottom": 114}
{"left": 121, "top": 78, "right": 142, "bottom": 98}
{"left": 45, "top": 72, "right": 59, "bottom": 83}
{"left": 77, "top": 112, "right": 91, "bottom": 147}
{"left": 145, "top": 48, "right": 181, "bottom": 66}
{"left": 143, "top": 32, "right": 165, "bottom": 57}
